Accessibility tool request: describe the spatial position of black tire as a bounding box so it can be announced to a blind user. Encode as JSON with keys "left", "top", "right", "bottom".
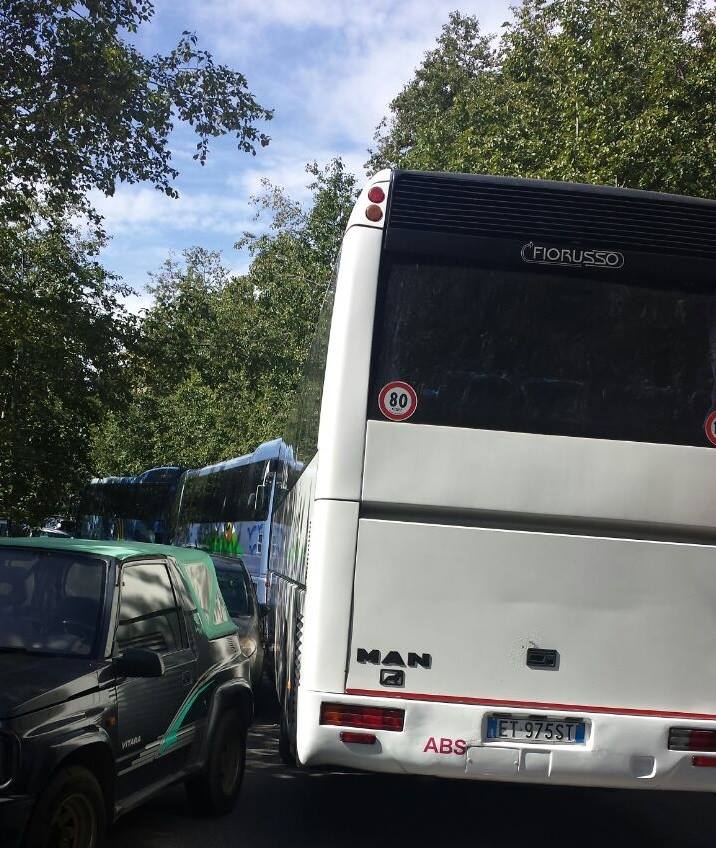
{"left": 186, "top": 710, "right": 246, "bottom": 816}
{"left": 24, "top": 765, "right": 106, "bottom": 848}
{"left": 277, "top": 710, "right": 296, "bottom": 767}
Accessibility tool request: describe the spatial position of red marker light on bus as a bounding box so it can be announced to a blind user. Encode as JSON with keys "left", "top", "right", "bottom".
{"left": 365, "top": 204, "right": 383, "bottom": 222}
{"left": 367, "top": 186, "right": 385, "bottom": 203}
{"left": 340, "top": 731, "right": 377, "bottom": 745}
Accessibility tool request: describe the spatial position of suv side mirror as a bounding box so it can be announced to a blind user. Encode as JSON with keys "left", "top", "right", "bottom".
{"left": 115, "top": 648, "right": 165, "bottom": 678}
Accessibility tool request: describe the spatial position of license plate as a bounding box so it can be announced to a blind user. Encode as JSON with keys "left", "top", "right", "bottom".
{"left": 486, "top": 714, "right": 586, "bottom": 744}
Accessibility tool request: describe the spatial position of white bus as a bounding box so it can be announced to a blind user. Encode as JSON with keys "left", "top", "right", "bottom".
{"left": 172, "top": 439, "right": 281, "bottom": 604}
{"left": 268, "top": 169, "right": 716, "bottom": 790}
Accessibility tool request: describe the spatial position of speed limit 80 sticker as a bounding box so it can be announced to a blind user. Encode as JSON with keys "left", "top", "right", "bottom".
{"left": 378, "top": 381, "right": 418, "bottom": 422}
{"left": 705, "top": 411, "right": 716, "bottom": 446}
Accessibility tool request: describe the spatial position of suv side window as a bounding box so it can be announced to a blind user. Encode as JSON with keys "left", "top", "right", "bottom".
{"left": 116, "top": 562, "right": 185, "bottom": 654}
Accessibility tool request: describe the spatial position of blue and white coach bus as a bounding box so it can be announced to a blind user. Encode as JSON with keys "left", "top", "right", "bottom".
{"left": 268, "top": 168, "right": 716, "bottom": 790}
{"left": 172, "top": 439, "right": 281, "bottom": 604}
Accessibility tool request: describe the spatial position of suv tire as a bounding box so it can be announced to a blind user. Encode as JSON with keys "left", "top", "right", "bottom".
{"left": 25, "top": 765, "right": 106, "bottom": 848}
{"left": 186, "top": 710, "right": 246, "bottom": 816}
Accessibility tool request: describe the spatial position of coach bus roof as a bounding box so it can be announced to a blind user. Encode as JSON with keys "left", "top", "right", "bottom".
{"left": 185, "top": 437, "right": 283, "bottom": 479}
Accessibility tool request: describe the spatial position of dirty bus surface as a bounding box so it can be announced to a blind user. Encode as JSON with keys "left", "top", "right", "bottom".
{"left": 268, "top": 169, "right": 716, "bottom": 790}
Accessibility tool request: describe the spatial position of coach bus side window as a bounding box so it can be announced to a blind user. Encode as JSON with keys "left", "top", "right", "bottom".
{"left": 288, "top": 275, "right": 337, "bottom": 471}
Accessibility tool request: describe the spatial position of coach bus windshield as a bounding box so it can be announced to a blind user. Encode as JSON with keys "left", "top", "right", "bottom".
{"left": 369, "top": 259, "right": 716, "bottom": 447}
{"left": 172, "top": 460, "right": 273, "bottom": 555}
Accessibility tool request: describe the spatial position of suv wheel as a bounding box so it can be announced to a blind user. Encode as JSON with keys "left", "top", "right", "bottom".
{"left": 186, "top": 710, "right": 246, "bottom": 816}
{"left": 25, "top": 765, "right": 106, "bottom": 848}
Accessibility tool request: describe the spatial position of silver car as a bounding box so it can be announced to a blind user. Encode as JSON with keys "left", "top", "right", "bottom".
{"left": 211, "top": 555, "right": 265, "bottom": 690}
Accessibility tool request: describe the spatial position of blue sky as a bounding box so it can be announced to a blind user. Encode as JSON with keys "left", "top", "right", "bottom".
{"left": 94, "top": 0, "right": 513, "bottom": 312}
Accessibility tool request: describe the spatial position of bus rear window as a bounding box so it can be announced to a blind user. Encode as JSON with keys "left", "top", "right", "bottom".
{"left": 369, "top": 260, "right": 716, "bottom": 447}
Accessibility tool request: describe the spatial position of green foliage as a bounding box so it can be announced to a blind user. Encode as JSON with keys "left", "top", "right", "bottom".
{"left": 90, "top": 160, "right": 358, "bottom": 475}
{"left": 369, "top": 1, "right": 716, "bottom": 197}
{"left": 0, "top": 215, "right": 135, "bottom": 525}
{"left": 1, "top": 0, "right": 273, "bottom": 524}
{"left": 0, "top": 0, "right": 273, "bottom": 225}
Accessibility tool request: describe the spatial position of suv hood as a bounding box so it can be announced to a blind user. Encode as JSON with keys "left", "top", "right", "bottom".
{"left": 0, "top": 653, "right": 101, "bottom": 719}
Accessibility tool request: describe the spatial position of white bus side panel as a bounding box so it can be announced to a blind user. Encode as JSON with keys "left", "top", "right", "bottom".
{"left": 363, "top": 420, "right": 716, "bottom": 534}
{"left": 269, "top": 458, "right": 359, "bottom": 698}
{"left": 298, "top": 498, "right": 359, "bottom": 694}
{"left": 268, "top": 456, "right": 316, "bottom": 694}
{"left": 316, "top": 226, "right": 381, "bottom": 502}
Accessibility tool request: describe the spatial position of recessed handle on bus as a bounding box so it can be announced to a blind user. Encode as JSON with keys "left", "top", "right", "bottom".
{"left": 526, "top": 648, "right": 559, "bottom": 670}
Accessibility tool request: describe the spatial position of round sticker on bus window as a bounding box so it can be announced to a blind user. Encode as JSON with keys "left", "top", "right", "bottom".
{"left": 705, "top": 411, "right": 716, "bottom": 446}
{"left": 378, "top": 381, "right": 418, "bottom": 422}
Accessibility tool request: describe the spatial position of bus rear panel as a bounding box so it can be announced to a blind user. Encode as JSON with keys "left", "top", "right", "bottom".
{"left": 270, "top": 170, "right": 716, "bottom": 791}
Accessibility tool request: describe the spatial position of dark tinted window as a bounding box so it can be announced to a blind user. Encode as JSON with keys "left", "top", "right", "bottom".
{"left": 116, "top": 562, "right": 183, "bottom": 654}
{"left": 0, "top": 549, "right": 105, "bottom": 656}
{"left": 276, "top": 274, "right": 336, "bottom": 506}
{"left": 176, "top": 460, "right": 272, "bottom": 526}
{"left": 78, "top": 478, "right": 179, "bottom": 543}
{"left": 215, "top": 567, "right": 251, "bottom": 617}
{"left": 369, "top": 260, "right": 716, "bottom": 447}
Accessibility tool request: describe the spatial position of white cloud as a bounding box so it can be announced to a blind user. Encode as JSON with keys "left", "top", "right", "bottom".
{"left": 178, "top": 0, "right": 513, "bottom": 169}
{"left": 228, "top": 138, "right": 367, "bottom": 201}
{"left": 89, "top": 187, "right": 255, "bottom": 236}
{"left": 119, "top": 289, "right": 155, "bottom": 315}
{"left": 193, "top": 0, "right": 501, "bottom": 39}
{"left": 100, "top": 1, "right": 514, "bottom": 285}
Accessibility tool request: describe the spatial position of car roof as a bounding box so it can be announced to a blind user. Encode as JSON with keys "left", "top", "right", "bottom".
{"left": 0, "top": 537, "right": 237, "bottom": 640}
{"left": 0, "top": 536, "right": 200, "bottom": 564}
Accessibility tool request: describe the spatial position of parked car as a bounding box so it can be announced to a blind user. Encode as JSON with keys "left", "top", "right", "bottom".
{"left": 0, "top": 537, "right": 252, "bottom": 848}
{"left": 211, "top": 555, "right": 265, "bottom": 690}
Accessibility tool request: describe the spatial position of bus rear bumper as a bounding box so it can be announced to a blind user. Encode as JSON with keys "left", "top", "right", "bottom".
{"left": 297, "top": 689, "right": 716, "bottom": 791}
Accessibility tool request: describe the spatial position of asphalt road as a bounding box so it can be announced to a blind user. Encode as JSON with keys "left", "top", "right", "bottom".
{"left": 109, "top": 717, "right": 715, "bottom": 848}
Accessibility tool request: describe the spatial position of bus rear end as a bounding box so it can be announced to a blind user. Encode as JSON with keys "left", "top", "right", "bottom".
{"left": 293, "top": 170, "right": 716, "bottom": 791}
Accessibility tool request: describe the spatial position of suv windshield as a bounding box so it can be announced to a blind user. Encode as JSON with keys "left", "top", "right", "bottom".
{"left": 0, "top": 548, "right": 105, "bottom": 657}
{"left": 369, "top": 259, "right": 716, "bottom": 447}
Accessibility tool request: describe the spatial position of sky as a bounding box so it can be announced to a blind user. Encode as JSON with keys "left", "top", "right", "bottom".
{"left": 95, "top": 0, "right": 514, "bottom": 313}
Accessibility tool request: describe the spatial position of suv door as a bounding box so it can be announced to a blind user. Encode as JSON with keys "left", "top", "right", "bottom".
{"left": 114, "top": 559, "right": 198, "bottom": 797}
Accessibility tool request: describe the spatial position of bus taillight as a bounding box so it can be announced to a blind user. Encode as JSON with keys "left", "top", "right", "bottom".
{"left": 367, "top": 186, "right": 385, "bottom": 203}
{"left": 365, "top": 204, "right": 383, "bottom": 222}
{"left": 669, "top": 728, "right": 716, "bottom": 751}
{"left": 320, "top": 702, "right": 404, "bottom": 731}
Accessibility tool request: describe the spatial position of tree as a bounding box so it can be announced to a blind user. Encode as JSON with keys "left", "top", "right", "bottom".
{"left": 0, "top": 0, "right": 272, "bottom": 225}
{"left": 368, "top": 12, "right": 497, "bottom": 173}
{"left": 90, "top": 159, "right": 358, "bottom": 475}
{"left": 0, "top": 0, "right": 273, "bottom": 524}
{"left": 90, "top": 247, "right": 237, "bottom": 472}
{"left": 0, "top": 214, "right": 135, "bottom": 526}
{"left": 369, "top": 1, "right": 716, "bottom": 198}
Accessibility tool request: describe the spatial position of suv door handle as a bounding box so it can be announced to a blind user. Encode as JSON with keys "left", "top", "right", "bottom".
{"left": 181, "top": 670, "right": 194, "bottom": 687}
